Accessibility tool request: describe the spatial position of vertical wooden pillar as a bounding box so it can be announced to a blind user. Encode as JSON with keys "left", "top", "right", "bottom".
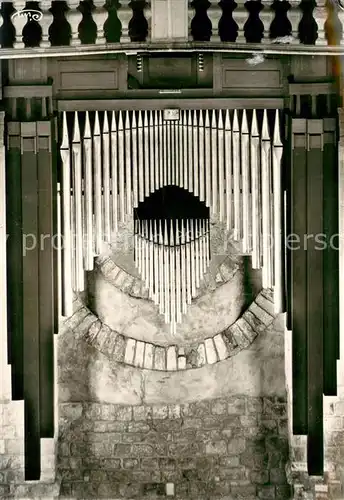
{"left": 306, "top": 119, "right": 324, "bottom": 476}
{"left": 21, "top": 122, "right": 41, "bottom": 480}
{"left": 6, "top": 122, "right": 23, "bottom": 400}
{"left": 290, "top": 117, "right": 308, "bottom": 436}
{"left": 37, "top": 120, "right": 55, "bottom": 438}
{"left": 323, "top": 117, "right": 339, "bottom": 396}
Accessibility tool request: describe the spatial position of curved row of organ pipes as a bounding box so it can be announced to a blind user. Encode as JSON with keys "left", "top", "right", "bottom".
{"left": 60, "top": 107, "right": 283, "bottom": 329}
{"left": 134, "top": 219, "right": 210, "bottom": 334}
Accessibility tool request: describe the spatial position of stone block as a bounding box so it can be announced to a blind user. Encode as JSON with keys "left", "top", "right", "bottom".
{"left": 247, "top": 397, "right": 263, "bottom": 414}
{"left": 133, "top": 405, "right": 152, "bottom": 421}
{"left": 276, "top": 485, "right": 292, "bottom": 499}
{"left": 112, "top": 334, "right": 126, "bottom": 362}
{"left": 167, "top": 346, "right": 177, "bottom": 371}
{"left": 93, "top": 324, "right": 116, "bottom": 356}
{"left": 182, "top": 401, "right": 210, "bottom": 418}
{"left": 124, "top": 338, "right": 136, "bottom": 365}
{"left": 115, "top": 406, "right": 133, "bottom": 421}
{"left": 154, "top": 346, "right": 166, "bottom": 370}
{"left": 131, "top": 443, "right": 154, "bottom": 456}
{"left": 100, "top": 258, "right": 116, "bottom": 276}
{"left": 213, "top": 334, "right": 229, "bottom": 361}
{"left": 123, "top": 458, "right": 139, "bottom": 469}
{"left": 204, "top": 338, "right": 218, "bottom": 364}
{"left": 205, "top": 440, "right": 227, "bottom": 455}
{"left": 257, "top": 485, "right": 276, "bottom": 498}
{"left": 229, "top": 323, "right": 250, "bottom": 349}
{"left": 134, "top": 340, "right": 145, "bottom": 368}
{"left": 211, "top": 399, "right": 228, "bottom": 415}
{"left": 83, "top": 318, "right": 101, "bottom": 345}
{"left": 250, "top": 470, "right": 269, "bottom": 484}
{"left": 178, "top": 355, "right": 186, "bottom": 370}
{"left": 228, "top": 396, "right": 246, "bottom": 415}
{"left": 5, "top": 439, "right": 24, "bottom": 454}
{"left": 231, "top": 484, "right": 257, "bottom": 498}
{"left": 64, "top": 306, "right": 89, "bottom": 331}
{"left": 144, "top": 343, "right": 154, "bottom": 369}
{"left": 74, "top": 313, "right": 98, "bottom": 338}
{"left": 113, "top": 443, "right": 132, "bottom": 457}
{"left": 243, "top": 310, "right": 265, "bottom": 334}
{"left": 168, "top": 404, "right": 181, "bottom": 419}
{"left": 219, "top": 456, "right": 240, "bottom": 467}
{"left": 236, "top": 317, "right": 258, "bottom": 343}
{"left": 227, "top": 437, "right": 246, "bottom": 455}
{"left": 255, "top": 293, "right": 275, "bottom": 317}
{"left": 270, "top": 467, "right": 287, "bottom": 484}
{"left": 249, "top": 301, "right": 274, "bottom": 326}
{"left": 152, "top": 405, "right": 168, "bottom": 420}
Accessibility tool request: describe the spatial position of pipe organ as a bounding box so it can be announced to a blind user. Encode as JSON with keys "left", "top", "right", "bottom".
{"left": 3, "top": 101, "right": 340, "bottom": 480}
{"left": 60, "top": 108, "right": 284, "bottom": 330}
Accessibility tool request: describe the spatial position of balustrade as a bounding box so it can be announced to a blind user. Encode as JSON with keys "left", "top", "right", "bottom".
{"left": 0, "top": 0, "right": 342, "bottom": 49}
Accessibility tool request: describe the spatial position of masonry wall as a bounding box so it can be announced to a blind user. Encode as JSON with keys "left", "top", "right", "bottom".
{"left": 57, "top": 397, "right": 290, "bottom": 500}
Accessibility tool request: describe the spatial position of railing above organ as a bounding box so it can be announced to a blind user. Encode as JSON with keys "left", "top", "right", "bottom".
{"left": 0, "top": 0, "right": 343, "bottom": 51}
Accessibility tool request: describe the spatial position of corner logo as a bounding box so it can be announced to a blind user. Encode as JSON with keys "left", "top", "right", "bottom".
{"left": 11, "top": 9, "right": 43, "bottom": 22}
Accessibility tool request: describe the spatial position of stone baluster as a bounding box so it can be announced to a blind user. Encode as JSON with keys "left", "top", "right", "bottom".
{"left": 38, "top": 1, "right": 54, "bottom": 48}
{"left": 188, "top": 0, "right": 195, "bottom": 41}
{"left": 232, "top": 0, "right": 247, "bottom": 43}
{"left": 208, "top": 0, "right": 222, "bottom": 41}
{"left": 65, "top": 1, "right": 83, "bottom": 46}
{"left": 92, "top": 0, "right": 108, "bottom": 44}
{"left": 260, "top": 0, "right": 274, "bottom": 42}
{"left": 338, "top": 8, "right": 344, "bottom": 45}
{"left": 118, "top": 0, "right": 132, "bottom": 43}
{"left": 12, "top": 1, "right": 27, "bottom": 49}
{"left": 288, "top": 0, "right": 302, "bottom": 43}
{"left": 313, "top": 0, "right": 327, "bottom": 45}
{"left": 144, "top": 0, "right": 152, "bottom": 42}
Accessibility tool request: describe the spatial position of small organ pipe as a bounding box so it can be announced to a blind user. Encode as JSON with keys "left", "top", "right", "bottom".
{"left": 94, "top": 112, "right": 103, "bottom": 253}
{"left": 193, "top": 111, "right": 199, "bottom": 197}
{"left": 103, "top": 112, "right": 111, "bottom": 242}
{"left": 188, "top": 110, "right": 193, "bottom": 193}
{"left": 241, "top": 110, "right": 250, "bottom": 253}
{"left": 170, "top": 224, "right": 176, "bottom": 332}
{"left": 181, "top": 221, "right": 187, "bottom": 314}
{"left": 190, "top": 219, "right": 196, "bottom": 297}
{"left": 178, "top": 113, "right": 183, "bottom": 189}
{"left": 167, "top": 119, "right": 172, "bottom": 186}
{"left": 163, "top": 114, "right": 168, "bottom": 187}
{"left": 118, "top": 111, "right": 125, "bottom": 222}
{"left": 83, "top": 111, "right": 94, "bottom": 271}
{"left": 251, "top": 110, "right": 261, "bottom": 269}
{"left": 72, "top": 112, "right": 84, "bottom": 291}
{"left": 175, "top": 220, "right": 182, "bottom": 323}
{"left": 154, "top": 111, "right": 159, "bottom": 190}
{"left": 164, "top": 221, "right": 170, "bottom": 323}
{"left": 232, "top": 110, "right": 241, "bottom": 241}
{"left": 261, "top": 109, "right": 272, "bottom": 288}
{"left": 159, "top": 220, "right": 164, "bottom": 314}
{"left": 211, "top": 111, "right": 218, "bottom": 216}
{"left": 60, "top": 112, "right": 73, "bottom": 316}
{"left": 224, "top": 110, "right": 232, "bottom": 232}
{"left": 273, "top": 110, "right": 283, "bottom": 313}
{"left": 205, "top": 110, "right": 211, "bottom": 208}
{"left": 111, "top": 111, "right": 119, "bottom": 233}
{"left": 182, "top": 111, "right": 188, "bottom": 190}
{"left": 185, "top": 219, "right": 192, "bottom": 305}
{"left": 218, "top": 111, "right": 225, "bottom": 222}
{"left": 144, "top": 111, "right": 150, "bottom": 197}
{"left": 138, "top": 111, "right": 144, "bottom": 203}
{"left": 125, "top": 111, "right": 132, "bottom": 215}
{"left": 199, "top": 111, "right": 205, "bottom": 202}
{"left": 158, "top": 111, "right": 163, "bottom": 189}
{"left": 149, "top": 111, "right": 155, "bottom": 193}
{"left": 132, "top": 112, "right": 138, "bottom": 208}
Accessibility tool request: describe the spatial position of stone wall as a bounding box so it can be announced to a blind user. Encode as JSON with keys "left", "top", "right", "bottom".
{"left": 57, "top": 398, "right": 290, "bottom": 499}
